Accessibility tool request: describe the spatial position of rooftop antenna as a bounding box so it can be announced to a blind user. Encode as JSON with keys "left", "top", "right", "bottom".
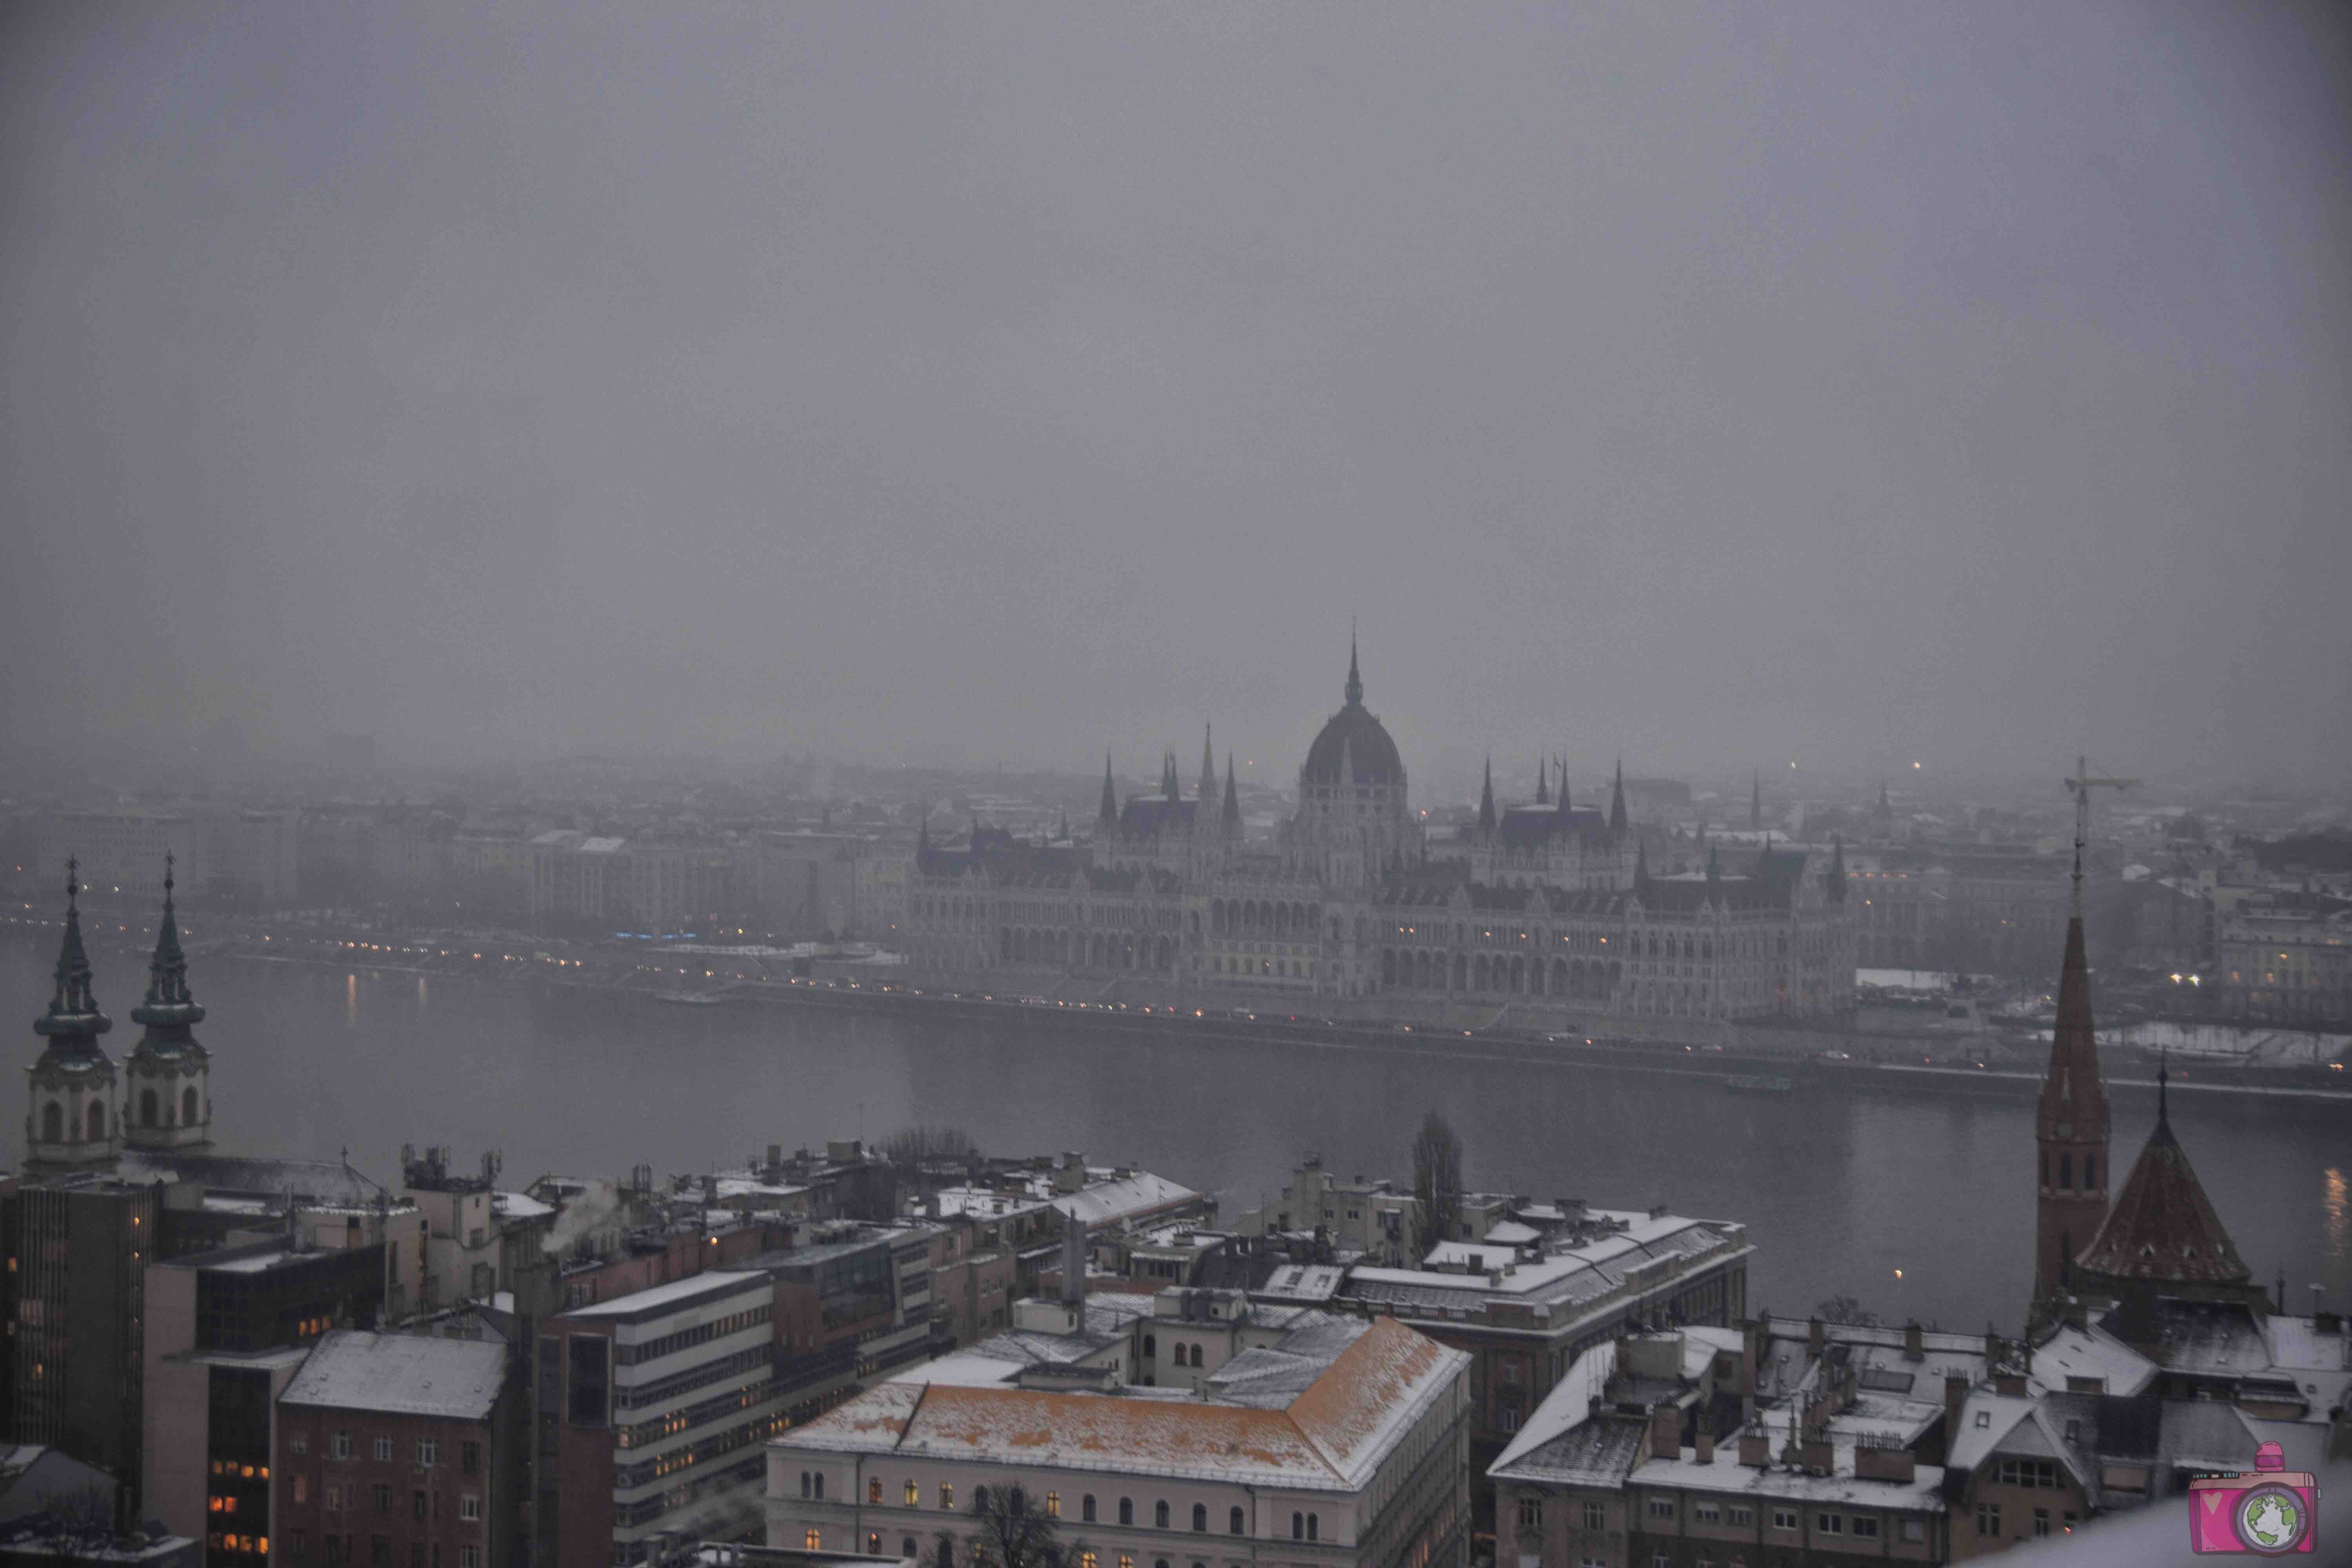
{"left": 2062, "top": 755, "right": 2140, "bottom": 921}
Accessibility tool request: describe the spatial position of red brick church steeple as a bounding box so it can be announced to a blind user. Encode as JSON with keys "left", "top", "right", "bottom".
{"left": 2034, "top": 914, "right": 2109, "bottom": 1307}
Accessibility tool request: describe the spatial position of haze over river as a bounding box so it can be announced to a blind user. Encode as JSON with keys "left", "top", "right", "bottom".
{"left": 7, "top": 928, "right": 2346, "bottom": 1334}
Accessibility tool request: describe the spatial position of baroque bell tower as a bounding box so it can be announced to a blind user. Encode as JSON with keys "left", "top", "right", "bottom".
{"left": 25, "top": 860, "right": 122, "bottom": 1174}
{"left": 124, "top": 855, "right": 213, "bottom": 1151}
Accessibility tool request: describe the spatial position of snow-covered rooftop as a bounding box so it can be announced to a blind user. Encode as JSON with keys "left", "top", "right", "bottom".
{"left": 561, "top": 1268, "right": 765, "bottom": 1319}
{"left": 279, "top": 1331, "right": 507, "bottom": 1421}
{"left": 2029, "top": 1321, "right": 2157, "bottom": 1399}
{"left": 787, "top": 1316, "right": 1465, "bottom": 1492}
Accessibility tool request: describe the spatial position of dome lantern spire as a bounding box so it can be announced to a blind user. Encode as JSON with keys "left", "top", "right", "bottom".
{"left": 35, "top": 858, "right": 109, "bottom": 1042}
{"left": 132, "top": 853, "right": 205, "bottom": 1027}
{"left": 1344, "top": 624, "right": 1363, "bottom": 708}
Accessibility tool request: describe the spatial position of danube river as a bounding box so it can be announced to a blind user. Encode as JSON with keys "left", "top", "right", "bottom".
{"left": 5, "top": 927, "right": 2345, "bottom": 1334}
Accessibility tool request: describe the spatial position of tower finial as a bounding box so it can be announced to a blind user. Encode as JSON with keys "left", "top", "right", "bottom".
{"left": 66, "top": 855, "right": 79, "bottom": 911}
{"left": 1534, "top": 753, "right": 1548, "bottom": 806}
{"left": 1345, "top": 624, "right": 1363, "bottom": 707}
{"left": 1477, "top": 755, "right": 1497, "bottom": 834}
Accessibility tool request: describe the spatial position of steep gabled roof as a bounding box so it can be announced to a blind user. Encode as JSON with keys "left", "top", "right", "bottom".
{"left": 2074, "top": 1088, "right": 2247, "bottom": 1285}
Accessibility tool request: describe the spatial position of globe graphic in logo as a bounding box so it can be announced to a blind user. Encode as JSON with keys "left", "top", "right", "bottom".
{"left": 2236, "top": 1486, "right": 2305, "bottom": 1552}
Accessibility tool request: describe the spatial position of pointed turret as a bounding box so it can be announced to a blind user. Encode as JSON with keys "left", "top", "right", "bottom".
{"left": 2074, "top": 1045, "right": 2253, "bottom": 1342}
{"left": 1477, "top": 757, "right": 1497, "bottom": 834}
{"left": 1221, "top": 753, "right": 1241, "bottom": 833}
{"left": 125, "top": 856, "right": 213, "bottom": 1151}
{"left": 1097, "top": 753, "right": 1118, "bottom": 828}
{"left": 1345, "top": 626, "right": 1363, "bottom": 708}
{"left": 1534, "top": 755, "right": 1548, "bottom": 806}
{"left": 1161, "top": 749, "right": 1180, "bottom": 801}
{"left": 34, "top": 860, "right": 110, "bottom": 1047}
{"left": 1825, "top": 835, "right": 1847, "bottom": 903}
{"left": 1608, "top": 759, "right": 1628, "bottom": 834}
{"left": 1556, "top": 756, "right": 1571, "bottom": 817}
{"left": 2033, "top": 916, "right": 2112, "bottom": 1307}
{"left": 1198, "top": 724, "right": 1217, "bottom": 804}
{"left": 26, "top": 860, "right": 122, "bottom": 1173}
{"left": 1632, "top": 840, "right": 1651, "bottom": 897}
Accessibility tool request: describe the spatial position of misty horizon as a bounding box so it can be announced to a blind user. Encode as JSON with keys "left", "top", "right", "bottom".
{"left": 6, "top": 2, "right": 2348, "bottom": 791}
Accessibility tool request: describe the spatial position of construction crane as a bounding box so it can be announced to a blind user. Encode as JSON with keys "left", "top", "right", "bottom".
{"left": 2063, "top": 755, "right": 2140, "bottom": 919}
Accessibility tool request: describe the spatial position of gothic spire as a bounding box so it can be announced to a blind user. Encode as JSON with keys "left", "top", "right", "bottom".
{"left": 1608, "top": 758, "right": 1628, "bottom": 834}
{"left": 1477, "top": 756, "right": 1497, "bottom": 834}
{"left": 1198, "top": 724, "right": 1217, "bottom": 803}
{"left": 1344, "top": 626, "right": 1363, "bottom": 708}
{"left": 1161, "top": 748, "right": 1180, "bottom": 801}
{"left": 35, "top": 858, "right": 110, "bottom": 1043}
{"left": 1097, "top": 753, "right": 1118, "bottom": 827}
{"left": 1556, "top": 755, "right": 1571, "bottom": 817}
{"left": 1826, "top": 835, "right": 1847, "bottom": 903}
{"left": 131, "top": 854, "right": 205, "bottom": 1033}
{"left": 1750, "top": 771, "right": 1762, "bottom": 830}
{"left": 1222, "top": 753, "right": 1240, "bottom": 830}
{"left": 2039, "top": 916, "right": 2111, "bottom": 1132}
{"left": 1534, "top": 754, "right": 1548, "bottom": 806}
{"left": 1633, "top": 840, "right": 1651, "bottom": 897}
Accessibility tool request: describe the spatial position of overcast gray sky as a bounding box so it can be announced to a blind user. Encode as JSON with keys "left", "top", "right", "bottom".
{"left": 5, "top": 1, "right": 2347, "bottom": 792}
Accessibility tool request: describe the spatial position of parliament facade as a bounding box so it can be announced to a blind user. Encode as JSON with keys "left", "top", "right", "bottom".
{"left": 903, "top": 644, "right": 1855, "bottom": 1022}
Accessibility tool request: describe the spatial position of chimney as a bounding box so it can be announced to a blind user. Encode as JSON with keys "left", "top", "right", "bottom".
{"left": 1693, "top": 1429, "right": 1715, "bottom": 1465}
{"left": 1904, "top": 1321, "right": 1924, "bottom": 1362}
{"left": 1944, "top": 1371, "right": 1969, "bottom": 1437}
{"left": 1737, "top": 1429, "right": 1769, "bottom": 1468}
{"left": 1648, "top": 1407, "right": 1682, "bottom": 1462}
{"left": 1854, "top": 1441, "right": 1917, "bottom": 1484}
{"left": 1808, "top": 1316, "right": 1826, "bottom": 1355}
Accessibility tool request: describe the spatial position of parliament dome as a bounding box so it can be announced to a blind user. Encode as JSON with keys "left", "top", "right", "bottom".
{"left": 1300, "top": 641, "right": 1405, "bottom": 786}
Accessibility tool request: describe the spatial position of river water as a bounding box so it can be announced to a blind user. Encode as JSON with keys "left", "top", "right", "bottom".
{"left": 5, "top": 927, "right": 2345, "bottom": 1336}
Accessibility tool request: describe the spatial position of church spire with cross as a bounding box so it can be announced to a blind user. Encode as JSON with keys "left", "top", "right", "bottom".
{"left": 127, "top": 855, "right": 214, "bottom": 1151}
{"left": 27, "top": 859, "right": 124, "bottom": 1172}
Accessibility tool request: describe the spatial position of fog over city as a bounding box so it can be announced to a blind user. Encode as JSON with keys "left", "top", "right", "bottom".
{"left": 5, "top": 2, "right": 2347, "bottom": 788}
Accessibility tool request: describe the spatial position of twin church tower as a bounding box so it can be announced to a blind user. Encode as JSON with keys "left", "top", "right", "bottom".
{"left": 25, "top": 858, "right": 213, "bottom": 1173}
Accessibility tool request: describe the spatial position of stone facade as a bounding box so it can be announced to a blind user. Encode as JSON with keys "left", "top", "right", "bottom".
{"left": 902, "top": 645, "right": 1855, "bottom": 1023}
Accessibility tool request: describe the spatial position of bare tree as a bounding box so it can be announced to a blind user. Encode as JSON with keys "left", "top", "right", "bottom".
{"left": 1411, "top": 1111, "right": 1463, "bottom": 1260}
{"left": 1815, "top": 1294, "right": 1878, "bottom": 1327}
{"left": 885, "top": 1123, "right": 978, "bottom": 1210}
{"left": 949, "top": 1485, "right": 1086, "bottom": 1568}
{"left": 34, "top": 1483, "right": 122, "bottom": 1563}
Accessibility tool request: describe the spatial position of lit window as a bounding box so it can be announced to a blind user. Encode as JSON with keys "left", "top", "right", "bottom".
{"left": 940, "top": 1486, "right": 953, "bottom": 1510}
{"left": 806, "top": 1533, "right": 822, "bottom": 1552}
{"left": 1045, "top": 1494, "right": 1059, "bottom": 1519}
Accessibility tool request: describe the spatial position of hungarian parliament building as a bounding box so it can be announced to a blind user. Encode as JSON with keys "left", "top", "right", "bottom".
{"left": 903, "top": 644, "right": 1855, "bottom": 1022}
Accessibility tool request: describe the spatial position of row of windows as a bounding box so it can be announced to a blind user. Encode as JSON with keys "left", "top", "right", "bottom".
{"left": 288, "top": 1435, "right": 479, "bottom": 1472}
{"left": 840, "top": 1482, "right": 1278, "bottom": 1539}
{"left": 613, "top": 1304, "right": 771, "bottom": 1365}
{"left": 287, "top": 1533, "right": 479, "bottom": 1568}
{"left": 1975, "top": 1502, "right": 2075, "bottom": 1539}
{"left": 1143, "top": 1336, "right": 1207, "bottom": 1367}
{"left": 303, "top": 1482, "right": 479, "bottom": 1522}
{"left": 838, "top": 1534, "right": 1284, "bottom": 1568}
